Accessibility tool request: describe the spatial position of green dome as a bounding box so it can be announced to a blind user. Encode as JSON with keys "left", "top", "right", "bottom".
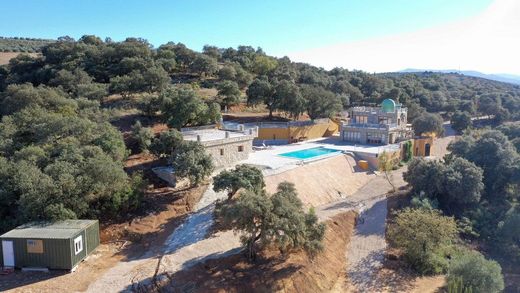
{"left": 381, "top": 99, "right": 396, "bottom": 113}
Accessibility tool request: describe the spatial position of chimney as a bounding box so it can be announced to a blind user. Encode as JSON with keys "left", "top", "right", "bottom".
{"left": 197, "top": 135, "right": 201, "bottom": 142}
{"left": 225, "top": 131, "right": 230, "bottom": 138}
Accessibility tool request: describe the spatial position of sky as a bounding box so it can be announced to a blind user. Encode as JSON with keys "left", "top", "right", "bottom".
{"left": 1, "top": 0, "right": 517, "bottom": 74}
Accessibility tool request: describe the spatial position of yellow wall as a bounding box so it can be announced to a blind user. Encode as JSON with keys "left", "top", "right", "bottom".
{"left": 257, "top": 119, "right": 339, "bottom": 142}
{"left": 257, "top": 127, "right": 289, "bottom": 140}
{"left": 413, "top": 137, "right": 434, "bottom": 157}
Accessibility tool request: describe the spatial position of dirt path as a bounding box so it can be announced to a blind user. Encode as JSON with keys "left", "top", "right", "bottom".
{"left": 86, "top": 158, "right": 406, "bottom": 292}
{"left": 86, "top": 184, "right": 231, "bottom": 293}
{"left": 316, "top": 169, "right": 406, "bottom": 292}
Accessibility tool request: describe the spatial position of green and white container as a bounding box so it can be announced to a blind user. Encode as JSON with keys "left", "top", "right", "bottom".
{"left": 0, "top": 220, "right": 99, "bottom": 271}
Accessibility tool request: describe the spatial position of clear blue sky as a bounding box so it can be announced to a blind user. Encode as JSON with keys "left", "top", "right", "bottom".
{"left": 0, "top": 0, "right": 493, "bottom": 56}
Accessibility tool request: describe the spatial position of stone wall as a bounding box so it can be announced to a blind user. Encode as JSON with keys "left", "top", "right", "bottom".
{"left": 203, "top": 137, "right": 254, "bottom": 168}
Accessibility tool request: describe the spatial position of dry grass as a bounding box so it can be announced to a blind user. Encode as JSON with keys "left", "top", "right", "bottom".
{"left": 0, "top": 52, "right": 40, "bottom": 65}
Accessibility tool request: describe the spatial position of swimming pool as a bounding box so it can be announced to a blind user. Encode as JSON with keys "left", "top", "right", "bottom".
{"left": 279, "top": 147, "right": 342, "bottom": 160}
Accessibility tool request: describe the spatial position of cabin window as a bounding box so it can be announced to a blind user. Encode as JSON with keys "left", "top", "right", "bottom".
{"left": 27, "top": 239, "right": 43, "bottom": 254}
{"left": 238, "top": 145, "right": 244, "bottom": 152}
{"left": 220, "top": 149, "right": 224, "bottom": 156}
{"left": 74, "top": 236, "right": 83, "bottom": 255}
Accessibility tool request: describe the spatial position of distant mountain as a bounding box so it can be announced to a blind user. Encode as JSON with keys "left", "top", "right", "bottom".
{"left": 400, "top": 69, "right": 520, "bottom": 85}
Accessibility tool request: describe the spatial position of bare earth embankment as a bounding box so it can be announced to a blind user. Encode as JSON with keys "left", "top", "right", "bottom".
{"left": 161, "top": 211, "right": 357, "bottom": 293}
{"left": 265, "top": 155, "right": 375, "bottom": 207}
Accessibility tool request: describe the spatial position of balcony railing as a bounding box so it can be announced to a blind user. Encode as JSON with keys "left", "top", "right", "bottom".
{"left": 342, "top": 122, "right": 399, "bottom": 130}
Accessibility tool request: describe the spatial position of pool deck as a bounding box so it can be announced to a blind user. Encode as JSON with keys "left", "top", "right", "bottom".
{"left": 242, "top": 137, "right": 400, "bottom": 172}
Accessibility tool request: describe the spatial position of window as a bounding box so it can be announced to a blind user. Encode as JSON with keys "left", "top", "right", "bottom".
{"left": 220, "top": 149, "right": 224, "bottom": 156}
{"left": 344, "top": 131, "right": 360, "bottom": 142}
{"left": 74, "top": 236, "right": 83, "bottom": 255}
{"left": 238, "top": 145, "right": 244, "bottom": 152}
{"left": 378, "top": 116, "right": 389, "bottom": 125}
{"left": 367, "top": 132, "right": 384, "bottom": 144}
{"left": 354, "top": 115, "right": 368, "bottom": 124}
{"left": 27, "top": 239, "right": 43, "bottom": 254}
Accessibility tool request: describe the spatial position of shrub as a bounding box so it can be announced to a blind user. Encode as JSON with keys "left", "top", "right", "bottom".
{"left": 172, "top": 141, "right": 214, "bottom": 186}
{"left": 131, "top": 121, "right": 154, "bottom": 152}
{"left": 388, "top": 208, "right": 458, "bottom": 274}
{"left": 448, "top": 249, "right": 504, "bottom": 293}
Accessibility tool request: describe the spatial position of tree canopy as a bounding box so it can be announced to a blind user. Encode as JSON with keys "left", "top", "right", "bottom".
{"left": 171, "top": 141, "right": 214, "bottom": 186}
{"left": 213, "top": 164, "right": 265, "bottom": 200}
{"left": 388, "top": 208, "right": 458, "bottom": 275}
{"left": 448, "top": 249, "right": 504, "bottom": 293}
{"left": 412, "top": 112, "right": 445, "bottom": 137}
{"left": 217, "top": 181, "right": 325, "bottom": 261}
{"left": 159, "top": 86, "right": 221, "bottom": 129}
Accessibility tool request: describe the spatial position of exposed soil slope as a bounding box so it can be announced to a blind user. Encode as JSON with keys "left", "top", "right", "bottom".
{"left": 265, "top": 155, "right": 375, "bottom": 207}
{"left": 159, "top": 211, "right": 357, "bottom": 293}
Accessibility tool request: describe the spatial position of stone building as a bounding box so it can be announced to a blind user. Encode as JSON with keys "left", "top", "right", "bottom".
{"left": 182, "top": 125, "right": 258, "bottom": 168}
{"left": 340, "top": 99, "right": 412, "bottom": 145}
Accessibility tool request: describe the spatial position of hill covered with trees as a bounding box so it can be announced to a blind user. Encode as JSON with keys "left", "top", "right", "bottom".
{"left": 0, "top": 36, "right": 56, "bottom": 53}
{"left": 1, "top": 35, "right": 520, "bottom": 234}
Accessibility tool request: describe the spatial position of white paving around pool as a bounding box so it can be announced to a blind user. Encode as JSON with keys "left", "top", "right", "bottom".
{"left": 242, "top": 137, "right": 400, "bottom": 172}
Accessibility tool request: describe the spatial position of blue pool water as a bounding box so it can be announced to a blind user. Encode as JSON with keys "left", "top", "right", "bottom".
{"left": 279, "top": 147, "right": 341, "bottom": 160}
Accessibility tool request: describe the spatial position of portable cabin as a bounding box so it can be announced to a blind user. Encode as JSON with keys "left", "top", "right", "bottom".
{"left": 0, "top": 220, "right": 99, "bottom": 271}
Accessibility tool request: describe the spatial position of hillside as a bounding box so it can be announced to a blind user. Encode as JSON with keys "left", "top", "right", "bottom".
{"left": 400, "top": 69, "right": 520, "bottom": 85}
{"left": 0, "top": 36, "right": 55, "bottom": 53}
{"left": 0, "top": 36, "right": 519, "bottom": 234}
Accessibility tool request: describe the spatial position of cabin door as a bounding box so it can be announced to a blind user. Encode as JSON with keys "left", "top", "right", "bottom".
{"left": 2, "top": 240, "right": 15, "bottom": 267}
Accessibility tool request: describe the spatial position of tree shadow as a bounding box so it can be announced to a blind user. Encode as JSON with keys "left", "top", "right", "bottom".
{"left": 163, "top": 204, "right": 217, "bottom": 254}
{"left": 348, "top": 251, "right": 416, "bottom": 292}
{"left": 123, "top": 248, "right": 303, "bottom": 293}
{"left": 0, "top": 270, "right": 68, "bottom": 292}
{"left": 355, "top": 199, "right": 387, "bottom": 237}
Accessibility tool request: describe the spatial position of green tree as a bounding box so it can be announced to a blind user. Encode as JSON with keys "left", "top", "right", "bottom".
{"left": 159, "top": 86, "right": 221, "bottom": 129}
{"left": 131, "top": 121, "right": 154, "bottom": 152}
{"left": 378, "top": 151, "right": 400, "bottom": 192}
{"left": 448, "top": 249, "right": 504, "bottom": 293}
{"left": 448, "top": 277, "right": 473, "bottom": 293}
{"left": 172, "top": 141, "right": 214, "bottom": 186}
{"left": 451, "top": 111, "right": 472, "bottom": 133}
{"left": 496, "top": 212, "right": 520, "bottom": 264}
{"left": 150, "top": 129, "right": 183, "bottom": 159}
{"left": 252, "top": 55, "right": 278, "bottom": 75}
{"left": 441, "top": 157, "right": 484, "bottom": 215}
{"left": 404, "top": 158, "right": 484, "bottom": 217}
{"left": 0, "top": 106, "right": 141, "bottom": 232}
{"left": 300, "top": 85, "right": 342, "bottom": 119}
{"left": 217, "top": 80, "right": 242, "bottom": 108}
{"left": 218, "top": 65, "right": 237, "bottom": 81}
{"left": 202, "top": 45, "right": 222, "bottom": 60}
{"left": 403, "top": 140, "right": 413, "bottom": 162}
{"left": 274, "top": 80, "right": 305, "bottom": 118}
{"left": 412, "top": 112, "right": 445, "bottom": 137}
{"left": 217, "top": 181, "right": 325, "bottom": 261}
{"left": 189, "top": 54, "right": 218, "bottom": 77}
{"left": 213, "top": 165, "right": 265, "bottom": 200}
{"left": 246, "top": 78, "right": 275, "bottom": 117}
{"left": 76, "top": 83, "right": 108, "bottom": 101}
{"left": 388, "top": 208, "right": 458, "bottom": 274}
{"left": 233, "top": 64, "right": 253, "bottom": 89}
{"left": 0, "top": 83, "right": 75, "bottom": 116}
